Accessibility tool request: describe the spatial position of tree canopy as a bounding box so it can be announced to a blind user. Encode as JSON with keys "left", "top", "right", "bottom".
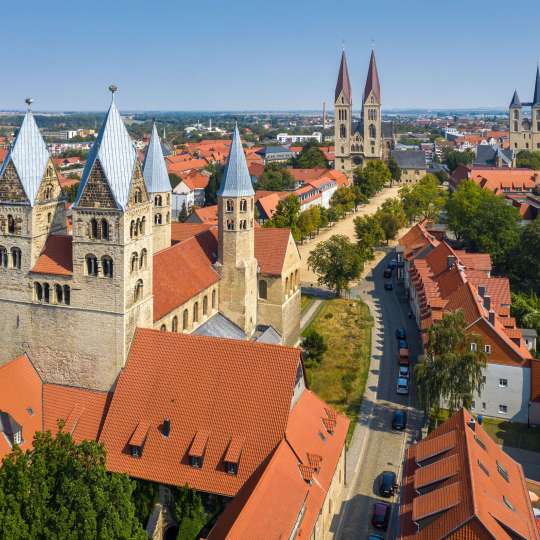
{"left": 173, "top": 485, "right": 207, "bottom": 540}
{"left": 516, "top": 150, "right": 540, "bottom": 170}
{"left": 507, "top": 218, "right": 540, "bottom": 295}
{"left": 445, "top": 181, "right": 520, "bottom": 269}
{"left": 387, "top": 156, "right": 402, "bottom": 183}
{"left": 0, "top": 429, "right": 146, "bottom": 539}
{"left": 354, "top": 214, "right": 384, "bottom": 261}
{"left": 292, "top": 141, "right": 328, "bottom": 169}
{"left": 443, "top": 149, "right": 474, "bottom": 172}
{"left": 264, "top": 195, "right": 301, "bottom": 239}
{"left": 204, "top": 164, "right": 223, "bottom": 205}
{"left": 256, "top": 164, "right": 294, "bottom": 191}
{"left": 376, "top": 198, "right": 407, "bottom": 243}
{"left": 399, "top": 174, "right": 447, "bottom": 222}
{"left": 353, "top": 160, "right": 391, "bottom": 199}
{"left": 301, "top": 329, "right": 327, "bottom": 367}
{"left": 307, "top": 234, "right": 363, "bottom": 295}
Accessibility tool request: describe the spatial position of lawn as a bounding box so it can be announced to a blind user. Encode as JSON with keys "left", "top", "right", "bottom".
{"left": 302, "top": 298, "right": 373, "bottom": 444}
{"left": 300, "top": 293, "right": 314, "bottom": 314}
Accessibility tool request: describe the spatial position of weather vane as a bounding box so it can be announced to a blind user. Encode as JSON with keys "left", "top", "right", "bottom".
{"left": 108, "top": 84, "right": 118, "bottom": 99}
{"left": 25, "top": 97, "right": 33, "bottom": 111}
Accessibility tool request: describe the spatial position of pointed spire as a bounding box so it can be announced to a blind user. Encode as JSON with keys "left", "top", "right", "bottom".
{"left": 363, "top": 49, "right": 381, "bottom": 104}
{"left": 74, "top": 88, "right": 137, "bottom": 210}
{"left": 335, "top": 50, "right": 352, "bottom": 103}
{"left": 218, "top": 125, "right": 254, "bottom": 198}
{"left": 533, "top": 66, "right": 540, "bottom": 105}
{"left": 510, "top": 90, "right": 521, "bottom": 108}
{"left": 0, "top": 98, "right": 50, "bottom": 205}
{"left": 143, "top": 123, "right": 171, "bottom": 193}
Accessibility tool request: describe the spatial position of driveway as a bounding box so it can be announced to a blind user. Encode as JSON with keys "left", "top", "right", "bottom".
{"left": 330, "top": 254, "right": 424, "bottom": 540}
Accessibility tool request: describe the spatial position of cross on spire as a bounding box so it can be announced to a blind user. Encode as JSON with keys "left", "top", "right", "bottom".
{"left": 25, "top": 97, "right": 33, "bottom": 111}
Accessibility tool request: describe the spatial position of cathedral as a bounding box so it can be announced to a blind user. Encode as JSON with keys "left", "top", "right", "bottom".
{"left": 334, "top": 49, "right": 394, "bottom": 177}
{"left": 0, "top": 90, "right": 301, "bottom": 391}
{"left": 509, "top": 66, "right": 540, "bottom": 152}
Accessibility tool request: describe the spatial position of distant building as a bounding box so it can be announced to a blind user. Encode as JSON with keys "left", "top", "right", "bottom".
{"left": 509, "top": 66, "right": 540, "bottom": 152}
{"left": 451, "top": 166, "right": 538, "bottom": 194}
{"left": 256, "top": 146, "right": 294, "bottom": 164}
{"left": 171, "top": 171, "right": 210, "bottom": 217}
{"left": 276, "top": 132, "right": 322, "bottom": 144}
{"left": 474, "top": 144, "right": 514, "bottom": 168}
{"left": 391, "top": 149, "right": 427, "bottom": 183}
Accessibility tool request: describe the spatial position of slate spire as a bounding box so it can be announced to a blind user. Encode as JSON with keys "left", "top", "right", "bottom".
{"left": 335, "top": 50, "right": 352, "bottom": 103}
{"left": 533, "top": 66, "right": 540, "bottom": 106}
{"left": 509, "top": 90, "right": 521, "bottom": 108}
{"left": 142, "top": 123, "right": 171, "bottom": 193}
{"left": 74, "top": 86, "right": 137, "bottom": 210}
{"left": 363, "top": 49, "right": 381, "bottom": 104}
{"left": 217, "top": 125, "right": 254, "bottom": 198}
{"left": 0, "top": 98, "right": 50, "bottom": 205}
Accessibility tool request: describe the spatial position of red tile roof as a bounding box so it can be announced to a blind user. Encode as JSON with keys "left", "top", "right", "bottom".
{"left": 166, "top": 158, "right": 208, "bottom": 175}
{"left": 170, "top": 222, "right": 214, "bottom": 243}
{"left": 400, "top": 409, "right": 540, "bottom": 540}
{"left": 468, "top": 168, "right": 538, "bottom": 194}
{"left": 192, "top": 205, "right": 218, "bottom": 224}
{"left": 180, "top": 171, "right": 210, "bottom": 191}
{"left": 31, "top": 234, "right": 73, "bottom": 276}
{"left": 99, "top": 328, "right": 303, "bottom": 497}
{"left": 256, "top": 192, "right": 282, "bottom": 221}
{"left": 286, "top": 168, "right": 329, "bottom": 182}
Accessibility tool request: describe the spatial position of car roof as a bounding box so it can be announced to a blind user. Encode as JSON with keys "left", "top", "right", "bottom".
{"left": 393, "top": 409, "right": 406, "bottom": 417}
{"left": 374, "top": 501, "right": 390, "bottom": 510}
{"left": 398, "top": 377, "right": 408, "bottom": 384}
{"left": 382, "top": 470, "right": 396, "bottom": 479}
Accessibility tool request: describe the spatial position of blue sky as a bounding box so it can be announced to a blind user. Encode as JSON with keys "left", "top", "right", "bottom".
{"left": 3, "top": 0, "right": 539, "bottom": 111}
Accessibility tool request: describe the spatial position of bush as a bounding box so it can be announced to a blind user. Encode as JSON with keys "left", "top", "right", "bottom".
{"left": 301, "top": 329, "right": 327, "bottom": 364}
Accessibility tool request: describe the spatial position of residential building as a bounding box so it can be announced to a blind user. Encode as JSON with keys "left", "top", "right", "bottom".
{"left": 256, "top": 146, "right": 295, "bottom": 164}
{"left": 391, "top": 149, "right": 427, "bottom": 183}
{"left": 451, "top": 165, "right": 539, "bottom": 194}
{"left": 400, "top": 408, "right": 540, "bottom": 540}
{"left": 171, "top": 170, "right": 210, "bottom": 218}
{"left": 474, "top": 144, "right": 514, "bottom": 168}
{"left": 509, "top": 66, "right": 540, "bottom": 152}
{"left": 276, "top": 132, "right": 322, "bottom": 144}
{"left": 400, "top": 222, "right": 534, "bottom": 423}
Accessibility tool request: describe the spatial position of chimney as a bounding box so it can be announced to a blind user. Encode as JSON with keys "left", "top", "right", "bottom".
{"left": 162, "top": 418, "right": 171, "bottom": 438}
{"left": 488, "top": 310, "right": 495, "bottom": 325}
{"left": 483, "top": 295, "right": 491, "bottom": 311}
{"left": 478, "top": 285, "right": 486, "bottom": 298}
{"left": 447, "top": 255, "right": 456, "bottom": 269}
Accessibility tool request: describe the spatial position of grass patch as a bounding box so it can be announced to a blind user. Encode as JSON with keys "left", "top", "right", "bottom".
{"left": 302, "top": 298, "right": 373, "bottom": 445}
{"left": 429, "top": 410, "right": 540, "bottom": 453}
{"left": 301, "top": 294, "right": 315, "bottom": 314}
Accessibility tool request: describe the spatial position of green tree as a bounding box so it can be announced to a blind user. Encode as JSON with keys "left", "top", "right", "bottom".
{"left": 297, "top": 210, "right": 314, "bottom": 241}
{"left": 292, "top": 141, "right": 328, "bottom": 169}
{"left": 379, "top": 197, "right": 407, "bottom": 228}
{"left": 319, "top": 206, "right": 329, "bottom": 228}
{"left": 308, "top": 205, "right": 321, "bottom": 233}
{"left": 256, "top": 163, "right": 294, "bottom": 191}
{"left": 511, "top": 292, "right": 540, "bottom": 355}
{"left": 0, "top": 429, "right": 146, "bottom": 539}
{"left": 169, "top": 173, "right": 182, "bottom": 189}
{"left": 265, "top": 195, "right": 301, "bottom": 239}
{"left": 399, "top": 174, "right": 447, "bottom": 222}
{"left": 204, "top": 164, "right": 223, "bottom": 205}
{"left": 387, "top": 156, "right": 402, "bottom": 183}
{"left": 174, "top": 485, "right": 207, "bottom": 540}
{"left": 353, "top": 160, "right": 391, "bottom": 198}
{"left": 341, "top": 371, "right": 356, "bottom": 403}
{"left": 178, "top": 201, "right": 190, "bottom": 222}
{"left": 327, "top": 205, "right": 344, "bottom": 223}
{"left": 352, "top": 184, "right": 368, "bottom": 210}
{"left": 301, "top": 329, "right": 327, "bottom": 366}
{"left": 415, "top": 310, "right": 487, "bottom": 417}
{"left": 132, "top": 479, "right": 159, "bottom": 526}
{"left": 516, "top": 150, "right": 540, "bottom": 170}
{"left": 443, "top": 149, "right": 474, "bottom": 172}
{"left": 445, "top": 181, "right": 520, "bottom": 269}
{"left": 508, "top": 219, "right": 540, "bottom": 295}
{"left": 354, "top": 214, "right": 384, "bottom": 260}
{"left": 330, "top": 186, "right": 355, "bottom": 213}
{"left": 307, "top": 235, "right": 363, "bottom": 296}
{"left": 62, "top": 181, "right": 80, "bottom": 203}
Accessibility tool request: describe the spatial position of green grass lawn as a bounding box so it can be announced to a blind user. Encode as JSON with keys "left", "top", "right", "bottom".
{"left": 430, "top": 409, "right": 540, "bottom": 453}
{"left": 300, "top": 293, "right": 314, "bottom": 313}
{"left": 302, "top": 298, "right": 373, "bottom": 444}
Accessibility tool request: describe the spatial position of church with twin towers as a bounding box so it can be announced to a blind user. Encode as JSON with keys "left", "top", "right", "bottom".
{"left": 334, "top": 49, "right": 394, "bottom": 177}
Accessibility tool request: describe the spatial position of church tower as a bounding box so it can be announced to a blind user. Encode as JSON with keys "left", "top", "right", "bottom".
{"left": 334, "top": 51, "right": 353, "bottom": 176}
{"left": 142, "top": 122, "right": 172, "bottom": 253}
{"left": 532, "top": 67, "right": 540, "bottom": 135}
{"left": 362, "top": 50, "right": 382, "bottom": 160}
{"left": 509, "top": 90, "right": 522, "bottom": 136}
{"left": 217, "top": 125, "right": 258, "bottom": 337}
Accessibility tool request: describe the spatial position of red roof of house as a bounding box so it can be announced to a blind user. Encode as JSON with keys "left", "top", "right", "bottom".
{"left": 400, "top": 409, "right": 540, "bottom": 540}
{"left": 191, "top": 205, "right": 218, "bottom": 224}
{"left": 286, "top": 168, "right": 329, "bottom": 182}
{"left": 0, "top": 355, "right": 43, "bottom": 460}
{"left": 248, "top": 162, "right": 265, "bottom": 179}
{"left": 170, "top": 222, "right": 214, "bottom": 243}
{"left": 256, "top": 192, "right": 282, "bottom": 220}
{"left": 99, "top": 328, "right": 303, "bottom": 497}
{"left": 468, "top": 168, "right": 538, "bottom": 194}
{"left": 180, "top": 171, "right": 209, "bottom": 191}
{"left": 166, "top": 158, "right": 208, "bottom": 175}
{"left": 31, "top": 234, "right": 73, "bottom": 276}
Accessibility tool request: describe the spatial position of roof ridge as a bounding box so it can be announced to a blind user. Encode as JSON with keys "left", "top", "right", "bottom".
{"left": 460, "top": 410, "right": 481, "bottom": 522}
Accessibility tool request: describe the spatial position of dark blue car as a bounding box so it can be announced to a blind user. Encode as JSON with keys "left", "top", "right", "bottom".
{"left": 395, "top": 328, "right": 406, "bottom": 340}
{"left": 399, "top": 339, "right": 408, "bottom": 349}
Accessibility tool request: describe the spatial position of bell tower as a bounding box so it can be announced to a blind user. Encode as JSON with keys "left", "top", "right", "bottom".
{"left": 362, "top": 50, "right": 382, "bottom": 160}
{"left": 217, "top": 125, "right": 257, "bottom": 337}
{"left": 334, "top": 50, "right": 353, "bottom": 177}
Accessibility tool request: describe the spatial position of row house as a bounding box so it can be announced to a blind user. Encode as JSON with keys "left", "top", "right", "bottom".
{"left": 451, "top": 165, "right": 538, "bottom": 194}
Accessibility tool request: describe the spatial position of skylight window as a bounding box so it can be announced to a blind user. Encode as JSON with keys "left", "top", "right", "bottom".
{"left": 474, "top": 435, "right": 486, "bottom": 451}
{"left": 503, "top": 495, "right": 515, "bottom": 511}
{"left": 497, "top": 461, "right": 509, "bottom": 482}
{"left": 477, "top": 459, "right": 490, "bottom": 476}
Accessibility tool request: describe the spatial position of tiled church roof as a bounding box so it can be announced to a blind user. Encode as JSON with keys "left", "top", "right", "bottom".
{"left": 143, "top": 123, "right": 172, "bottom": 194}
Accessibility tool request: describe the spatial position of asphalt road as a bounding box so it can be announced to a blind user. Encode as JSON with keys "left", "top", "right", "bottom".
{"left": 334, "top": 254, "right": 424, "bottom": 540}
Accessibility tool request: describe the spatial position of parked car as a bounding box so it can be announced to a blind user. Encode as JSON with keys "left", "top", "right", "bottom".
{"left": 371, "top": 501, "right": 391, "bottom": 530}
{"left": 367, "top": 535, "right": 384, "bottom": 540}
{"left": 399, "top": 364, "right": 410, "bottom": 379}
{"left": 395, "top": 328, "right": 406, "bottom": 340}
{"left": 396, "top": 377, "right": 409, "bottom": 395}
{"left": 398, "top": 339, "right": 408, "bottom": 349}
{"left": 379, "top": 470, "right": 398, "bottom": 497}
{"left": 389, "top": 258, "right": 397, "bottom": 268}
{"left": 392, "top": 409, "right": 407, "bottom": 430}
{"left": 384, "top": 282, "right": 393, "bottom": 291}
{"left": 383, "top": 268, "right": 392, "bottom": 278}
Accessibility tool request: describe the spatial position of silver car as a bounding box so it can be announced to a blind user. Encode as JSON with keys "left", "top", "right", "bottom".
{"left": 396, "top": 377, "right": 409, "bottom": 395}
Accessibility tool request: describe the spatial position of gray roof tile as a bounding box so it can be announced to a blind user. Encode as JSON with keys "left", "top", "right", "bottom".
{"left": 192, "top": 313, "right": 246, "bottom": 340}
{"left": 143, "top": 123, "right": 171, "bottom": 194}
{"left": 391, "top": 149, "right": 426, "bottom": 169}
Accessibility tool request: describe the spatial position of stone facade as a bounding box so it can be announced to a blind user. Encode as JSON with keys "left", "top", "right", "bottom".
{"left": 509, "top": 103, "right": 540, "bottom": 152}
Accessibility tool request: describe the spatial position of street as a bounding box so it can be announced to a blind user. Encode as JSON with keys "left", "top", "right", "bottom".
{"left": 332, "top": 253, "right": 424, "bottom": 540}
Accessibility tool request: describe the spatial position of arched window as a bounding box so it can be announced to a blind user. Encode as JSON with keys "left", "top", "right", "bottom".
{"left": 155, "top": 195, "right": 162, "bottom": 207}
{"left": 35, "top": 282, "right": 43, "bottom": 302}
{"left": 140, "top": 217, "right": 146, "bottom": 235}
{"left": 85, "top": 254, "right": 98, "bottom": 276}
{"left": 167, "top": 194, "right": 170, "bottom": 205}
{"left": 259, "top": 279, "right": 268, "bottom": 299}
{"left": 154, "top": 213, "right": 162, "bottom": 225}
{"left": 166, "top": 212, "right": 170, "bottom": 223}
{"left": 514, "top": 121, "right": 518, "bottom": 131}
{"left": 101, "top": 219, "right": 109, "bottom": 240}
{"left": 212, "top": 289, "right": 216, "bottom": 309}
{"left": 90, "top": 218, "right": 98, "bottom": 239}
{"left": 134, "top": 188, "right": 142, "bottom": 204}
{"left": 130, "top": 220, "right": 136, "bottom": 239}
{"left": 513, "top": 109, "right": 519, "bottom": 119}
{"left": 240, "top": 220, "right": 247, "bottom": 230}
{"left": 47, "top": 213, "right": 51, "bottom": 224}
{"left": 0, "top": 246, "right": 7, "bottom": 268}
{"left": 193, "top": 302, "right": 199, "bottom": 323}
{"left": 55, "top": 284, "right": 63, "bottom": 304}
{"left": 140, "top": 248, "right": 147, "bottom": 269}
{"left": 369, "top": 124, "right": 376, "bottom": 139}
{"left": 43, "top": 283, "right": 50, "bottom": 303}
{"left": 63, "top": 285, "right": 70, "bottom": 305}
{"left": 44, "top": 184, "right": 53, "bottom": 200}
{"left": 203, "top": 296, "right": 208, "bottom": 315}
{"left": 160, "top": 324, "right": 166, "bottom": 332}
{"left": 136, "top": 219, "right": 141, "bottom": 237}
{"left": 131, "top": 252, "right": 139, "bottom": 273}
{"left": 340, "top": 124, "right": 346, "bottom": 138}
{"left": 240, "top": 199, "right": 247, "bottom": 212}
{"left": 183, "top": 309, "right": 189, "bottom": 330}
{"left": 172, "top": 316, "right": 178, "bottom": 332}
{"left": 102, "top": 256, "right": 113, "bottom": 278}
{"left": 11, "top": 247, "right": 21, "bottom": 269}
{"left": 227, "top": 219, "right": 234, "bottom": 230}
{"left": 134, "top": 279, "right": 143, "bottom": 302}
{"left": 226, "top": 200, "right": 234, "bottom": 212}
{"left": 7, "top": 215, "right": 15, "bottom": 234}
